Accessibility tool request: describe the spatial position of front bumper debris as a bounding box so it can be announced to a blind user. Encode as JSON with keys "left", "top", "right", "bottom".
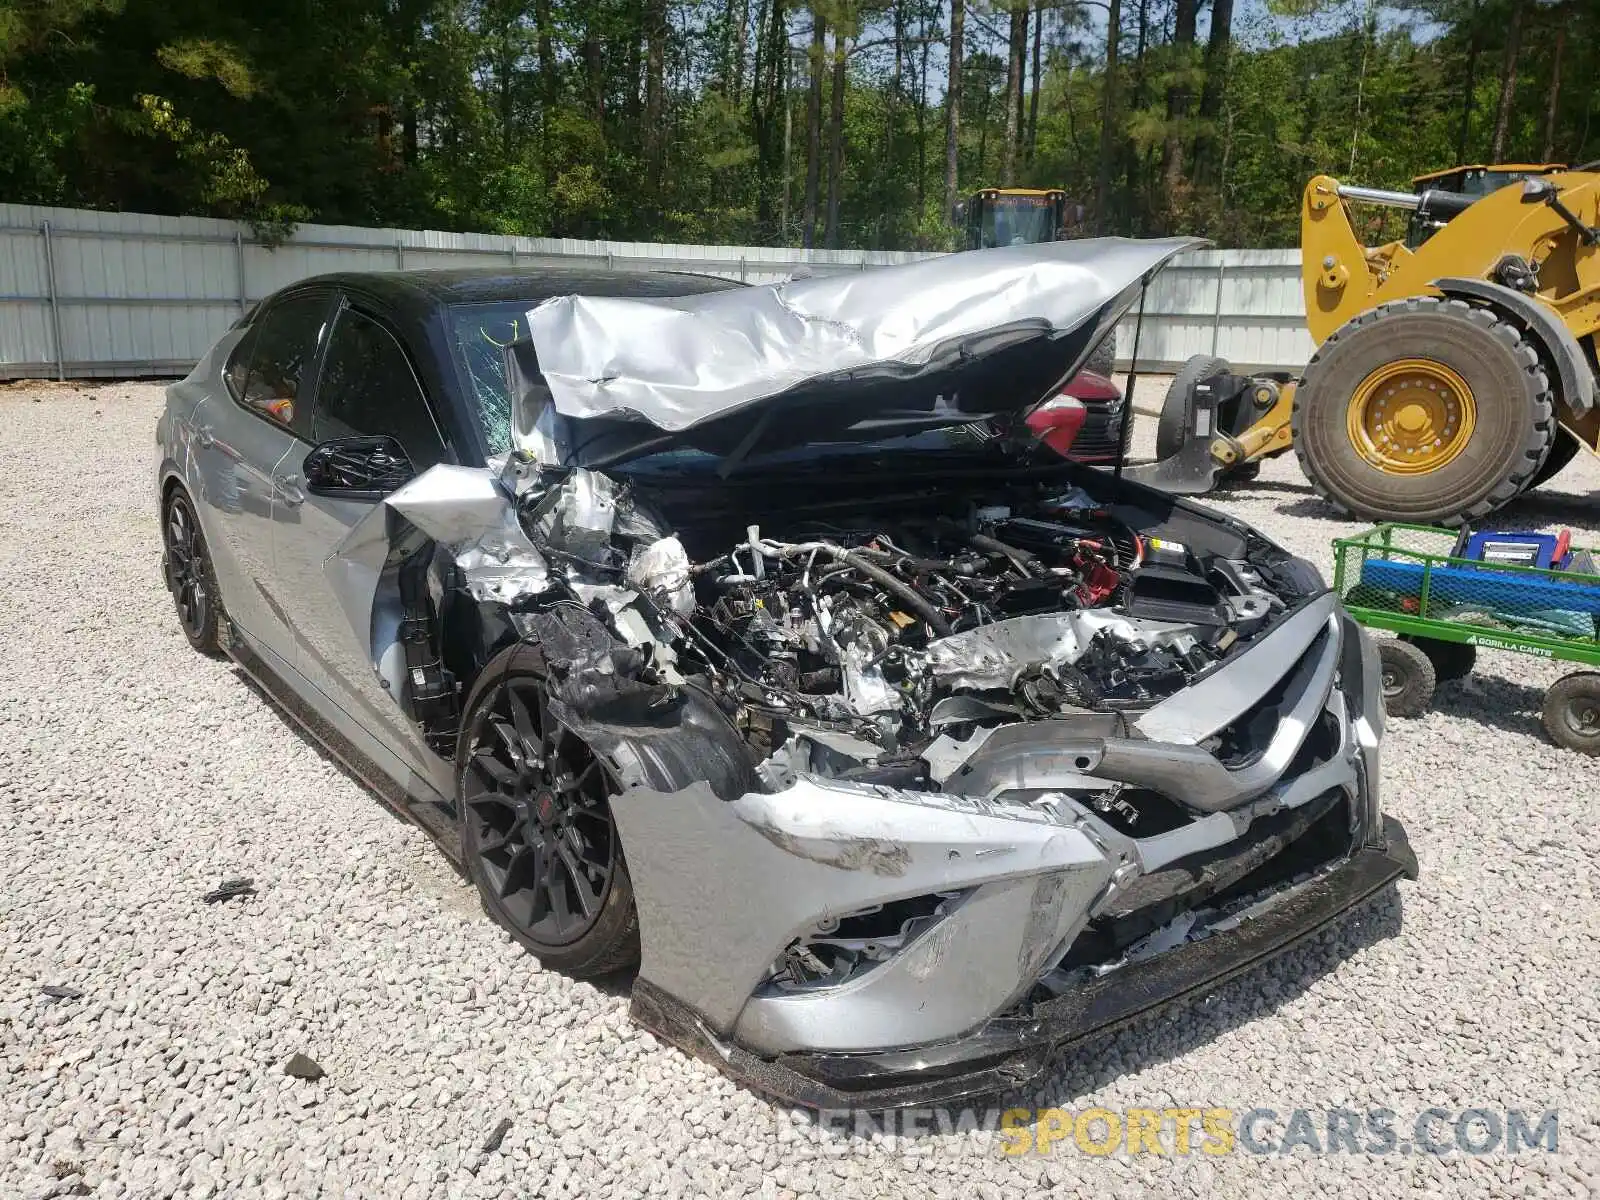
{"left": 609, "top": 605, "right": 1411, "bottom": 1108}
{"left": 632, "top": 816, "right": 1415, "bottom": 1110}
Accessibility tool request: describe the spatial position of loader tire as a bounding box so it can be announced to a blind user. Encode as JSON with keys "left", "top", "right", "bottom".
{"left": 1291, "top": 297, "right": 1555, "bottom": 527}
{"left": 1527, "top": 429, "right": 1583, "bottom": 492}
{"left": 1155, "top": 354, "right": 1231, "bottom": 461}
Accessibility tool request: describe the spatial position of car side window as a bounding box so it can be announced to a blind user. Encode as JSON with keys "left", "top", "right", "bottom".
{"left": 230, "top": 292, "right": 331, "bottom": 438}
{"left": 312, "top": 307, "right": 447, "bottom": 471}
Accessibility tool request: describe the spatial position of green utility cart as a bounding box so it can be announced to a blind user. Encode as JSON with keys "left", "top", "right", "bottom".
{"left": 1332, "top": 522, "right": 1600, "bottom": 756}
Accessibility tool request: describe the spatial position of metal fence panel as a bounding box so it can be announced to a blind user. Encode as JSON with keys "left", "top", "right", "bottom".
{"left": 0, "top": 202, "right": 1309, "bottom": 380}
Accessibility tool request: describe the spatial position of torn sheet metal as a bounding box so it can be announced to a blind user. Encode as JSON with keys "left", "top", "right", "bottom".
{"left": 325, "top": 463, "right": 549, "bottom": 677}
{"left": 923, "top": 610, "right": 1200, "bottom": 692}
{"left": 511, "top": 238, "right": 1205, "bottom": 457}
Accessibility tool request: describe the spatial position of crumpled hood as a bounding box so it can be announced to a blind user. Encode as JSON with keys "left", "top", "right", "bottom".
{"left": 506, "top": 237, "right": 1204, "bottom": 467}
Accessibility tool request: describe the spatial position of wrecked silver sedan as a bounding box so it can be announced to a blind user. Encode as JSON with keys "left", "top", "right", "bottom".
{"left": 156, "top": 239, "right": 1415, "bottom": 1108}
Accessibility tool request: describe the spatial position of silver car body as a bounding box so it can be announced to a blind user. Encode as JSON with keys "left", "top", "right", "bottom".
{"left": 157, "top": 241, "right": 1413, "bottom": 1108}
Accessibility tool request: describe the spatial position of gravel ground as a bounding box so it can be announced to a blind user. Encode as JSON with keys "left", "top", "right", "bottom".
{"left": 2, "top": 378, "right": 1598, "bottom": 1200}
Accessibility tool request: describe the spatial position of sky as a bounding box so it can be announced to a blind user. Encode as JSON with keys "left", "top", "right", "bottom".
{"left": 837, "top": 0, "right": 1448, "bottom": 103}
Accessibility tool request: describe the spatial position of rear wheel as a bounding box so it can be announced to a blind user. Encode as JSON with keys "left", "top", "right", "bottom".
{"left": 162, "top": 488, "right": 224, "bottom": 656}
{"left": 1401, "top": 635, "right": 1476, "bottom": 682}
{"left": 1541, "top": 672, "right": 1600, "bottom": 756}
{"left": 1376, "top": 638, "right": 1436, "bottom": 718}
{"left": 458, "top": 648, "right": 639, "bottom": 976}
{"left": 1155, "top": 353, "right": 1231, "bottom": 461}
{"left": 1292, "top": 298, "right": 1554, "bottom": 526}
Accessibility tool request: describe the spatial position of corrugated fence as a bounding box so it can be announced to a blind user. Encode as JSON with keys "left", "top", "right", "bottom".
{"left": 0, "top": 202, "right": 1313, "bottom": 380}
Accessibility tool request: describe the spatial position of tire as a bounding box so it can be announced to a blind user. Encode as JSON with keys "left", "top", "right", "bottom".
{"left": 1291, "top": 297, "right": 1555, "bottom": 527}
{"left": 1541, "top": 671, "right": 1600, "bottom": 756}
{"left": 1376, "top": 638, "right": 1436, "bottom": 718}
{"left": 1155, "top": 354, "right": 1231, "bottom": 461}
{"left": 457, "top": 645, "right": 640, "bottom": 977}
{"left": 162, "top": 487, "right": 225, "bottom": 656}
{"left": 1084, "top": 337, "right": 1116, "bottom": 378}
{"left": 1526, "top": 429, "right": 1583, "bottom": 493}
{"left": 1401, "top": 635, "right": 1476, "bottom": 682}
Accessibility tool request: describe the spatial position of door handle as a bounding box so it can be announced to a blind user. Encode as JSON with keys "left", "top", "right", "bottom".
{"left": 273, "top": 472, "right": 306, "bottom": 507}
{"left": 196, "top": 425, "right": 214, "bottom": 449}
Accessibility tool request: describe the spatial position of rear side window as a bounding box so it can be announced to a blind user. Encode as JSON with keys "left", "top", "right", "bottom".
{"left": 225, "top": 292, "right": 332, "bottom": 439}
{"left": 313, "top": 307, "right": 447, "bottom": 471}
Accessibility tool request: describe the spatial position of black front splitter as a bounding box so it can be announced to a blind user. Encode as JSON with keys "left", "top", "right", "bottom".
{"left": 631, "top": 817, "right": 1417, "bottom": 1111}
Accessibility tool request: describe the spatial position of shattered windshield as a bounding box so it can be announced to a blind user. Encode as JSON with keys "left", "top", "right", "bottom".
{"left": 450, "top": 302, "right": 532, "bottom": 456}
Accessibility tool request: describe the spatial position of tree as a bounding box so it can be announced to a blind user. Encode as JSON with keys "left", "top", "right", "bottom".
{"left": 1194, "top": 0, "right": 1235, "bottom": 183}
{"left": 1026, "top": 0, "right": 1044, "bottom": 167}
{"left": 1490, "top": 0, "right": 1525, "bottom": 159}
{"left": 803, "top": 9, "right": 827, "bottom": 245}
{"left": 1540, "top": 19, "right": 1563, "bottom": 161}
{"left": 1002, "top": 2, "right": 1027, "bottom": 183}
{"left": 945, "top": 0, "right": 965, "bottom": 224}
{"left": 1, "top": 0, "right": 1595, "bottom": 251}
{"left": 1095, "top": 0, "right": 1121, "bottom": 231}
{"left": 824, "top": 19, "right": 850, "bottom": 246}
{"left": 1162, "top": 0, "right": 1198, "bottom": 195}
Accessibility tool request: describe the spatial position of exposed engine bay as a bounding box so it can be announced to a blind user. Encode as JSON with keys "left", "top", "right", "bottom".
{"left": 433, "top": 449, "right": 1301, "bottom": 824}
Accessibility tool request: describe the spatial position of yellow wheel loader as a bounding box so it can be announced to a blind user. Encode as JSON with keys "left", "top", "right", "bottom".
{"left": 1132, "top": 164, "right": 1600, "bottom": 525}
{"left": 953, "top": 187, "right": 1113, "bottom": 378}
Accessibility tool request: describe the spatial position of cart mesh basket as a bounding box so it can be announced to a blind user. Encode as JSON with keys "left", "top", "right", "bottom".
{"left": 1332, "top": 523, "right": 1600, "bottom": 665}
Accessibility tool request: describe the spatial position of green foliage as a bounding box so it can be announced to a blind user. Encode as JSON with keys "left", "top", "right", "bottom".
{"left": 155, "top": 38, "right": 258, "bottom": 98}
{"left": 0, "top": 0, "right": 1593, "bottom": 249}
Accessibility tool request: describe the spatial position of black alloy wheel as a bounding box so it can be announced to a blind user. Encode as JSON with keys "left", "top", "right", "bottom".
{"left": 163, "top": 490, "right": 223, "bottom": 655}
{"left": 459, "top": 667, "right": 639, "bottom": 975}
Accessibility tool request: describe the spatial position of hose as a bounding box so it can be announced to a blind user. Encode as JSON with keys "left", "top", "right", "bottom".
{"left": 968, "top": 532, "right": 1041, "bottom": 578}
{"left": 769, "top": 540, "right": 953, "bottom": 636}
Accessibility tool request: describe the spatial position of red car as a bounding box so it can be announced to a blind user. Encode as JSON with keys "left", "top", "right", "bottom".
{"left": 1027, "top": 369, "right": 1126, "bottom": 463}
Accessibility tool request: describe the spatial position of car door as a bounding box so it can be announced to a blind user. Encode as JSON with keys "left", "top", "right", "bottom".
{"left": 269, "top": 297, "right": 454, "bottom": 782}
{"left": 190, "top": 289, "right": 334, "bottom": 672}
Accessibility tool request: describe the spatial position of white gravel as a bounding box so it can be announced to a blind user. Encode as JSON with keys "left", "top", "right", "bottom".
{"left": 2, "top": 379, "right": 1598, "bottom": 1199}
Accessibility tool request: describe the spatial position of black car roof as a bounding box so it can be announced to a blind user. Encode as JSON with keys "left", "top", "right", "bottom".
{"left": 262, "top": 267, "right": 746, "bottom": 466}
{"left": 292, "top": 266, "right": 744, "bottom": 315}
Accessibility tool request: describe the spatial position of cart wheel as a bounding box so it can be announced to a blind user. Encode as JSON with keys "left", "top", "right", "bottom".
{"left": 1541, "top": 671, "right": 1600, "bottom": 756}
{"left": 1401, "top": 635, "right": 1476, "bottom": 682}
{"left": 1377, "top": 638, "right": 1436, "bottom": 717}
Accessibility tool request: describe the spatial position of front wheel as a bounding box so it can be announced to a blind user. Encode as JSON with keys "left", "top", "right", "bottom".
{"left": 458, "top": 647, "right": 640, "bottom": 976}
{"left": 1541, "top": 672, "right": 1600, "bottom": 756}
{"left": 1291, "top": 297, "right": 1555, "bottom": 526}
{"left": 1377, "top": 638, "right": 1436, "bottom": 718}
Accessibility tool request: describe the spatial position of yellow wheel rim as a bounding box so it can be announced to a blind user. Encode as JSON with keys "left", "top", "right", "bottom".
{"left": 1346, "top": 358, "right": 1476, "bottom": 475}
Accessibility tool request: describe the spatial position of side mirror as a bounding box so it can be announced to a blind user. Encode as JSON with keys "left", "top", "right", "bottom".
{"left": 303, "top": 435, "right": 415, "bottom": 499}
{"left": 950, "top": 199, "right": 968, "bottom": 226}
